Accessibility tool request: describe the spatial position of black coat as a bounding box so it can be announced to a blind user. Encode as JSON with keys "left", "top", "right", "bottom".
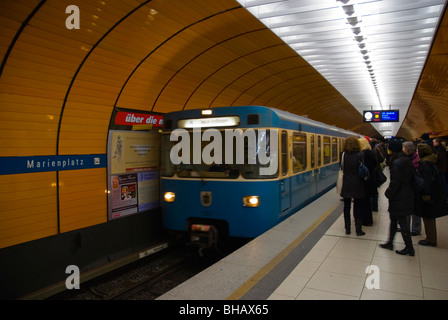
{"left": 434, "top": 145, "right": 447, "bottom": 173}
{"left": 385, "top": 152, "right": 414, "bottom": 217}
{"left": 341, "top": 152, "right": 365, "bottom": 199}
{"left": 414, "top": 156, "right": 448, "bottom": 218}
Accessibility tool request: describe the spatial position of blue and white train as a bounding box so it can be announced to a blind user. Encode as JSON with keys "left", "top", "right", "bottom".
{"left": 160, "top": 106, "right": 358, "bottom": 246}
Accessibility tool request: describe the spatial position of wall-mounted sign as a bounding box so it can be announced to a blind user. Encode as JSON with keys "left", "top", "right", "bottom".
{"left": 114, "top": 111, "right": 164, "bottom": 127}
{"left": 0, "top": 154, "right": 106, "bottom": 175}
{"left": 363, "top": 110, "right": 399, "bottom": 123}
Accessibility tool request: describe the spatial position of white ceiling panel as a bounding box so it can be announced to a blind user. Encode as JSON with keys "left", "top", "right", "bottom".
{"left": 237, "top": 0, "right": 447, "bottom": 137}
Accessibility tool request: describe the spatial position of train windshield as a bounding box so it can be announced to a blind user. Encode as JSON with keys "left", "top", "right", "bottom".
{"left": 161, "top": 129, "right": 278, "bottom": 179}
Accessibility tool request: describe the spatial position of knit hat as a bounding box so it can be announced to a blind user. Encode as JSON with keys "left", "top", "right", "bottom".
{"left": 388, "top": 140, "right": 402, "bottom": 153}
{"left": 364, "top": 136, "right": 371, "bottom": 143}
{"left": 417, "top": 143, "right": 433, "bottom": 158}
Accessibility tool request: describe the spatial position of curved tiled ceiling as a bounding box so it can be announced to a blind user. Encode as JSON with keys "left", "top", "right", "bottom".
{"left": 0, "top": 0, "right": 447, "bottom": 161}
{"left": 0, "top": 0, "right": 378, "bottom": 162}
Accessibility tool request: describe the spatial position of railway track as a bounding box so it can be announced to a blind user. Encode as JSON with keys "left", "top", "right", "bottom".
{"left": 105, "top": 252, "right": 198, "bottom": 300}
{"left": 48, "top": 238, "right": 248, "bottom": 300}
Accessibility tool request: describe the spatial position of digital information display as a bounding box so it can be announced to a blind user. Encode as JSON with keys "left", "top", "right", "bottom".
{"left": 363, "top": 110, "right": 399, "bottom": 123}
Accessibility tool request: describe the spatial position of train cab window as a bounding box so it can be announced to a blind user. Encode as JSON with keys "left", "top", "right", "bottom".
{"left": 323, "top": 136, "right": 331, "bottom": 165}
{"left": 281, "top": 131, "right": 288, "bottom": 176}
{"left": 331, "top": 137, "right": 338, "bottom": 163}
{"left": 292, "top": 133, "right": 307, "bottom": 173}
{"left": 161, "top": 129, "right": 279, "bottom": 180}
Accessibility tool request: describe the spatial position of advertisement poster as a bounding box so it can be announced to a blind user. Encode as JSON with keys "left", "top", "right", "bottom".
{"left": 110, "top": 131, "right": 160, "bottom": 174}
{"left": 137, "top": 171, "right": 159, "bottom": 212}
{"left": 110, "top": 174, "right": 138, "bottom": 219}
{"left": 107, "top": 109, "right": 162, "bottom": 220}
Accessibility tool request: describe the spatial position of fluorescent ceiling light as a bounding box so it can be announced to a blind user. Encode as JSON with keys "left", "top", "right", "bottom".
{"left": 236, "top": 0, "right": 446, "bottom": 136}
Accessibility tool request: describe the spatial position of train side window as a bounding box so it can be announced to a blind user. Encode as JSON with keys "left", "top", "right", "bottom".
{"left": 323, "top": 136, "right": 331, "bottom": 165}
{"left": 331, "top": 137, "right": 338, "bottom": 163}
{"left": 310, "top": 134, "right": 315, "bottom": 168}
{"left": 292, "top": 133, "right": 306, "bottom": 173}
{"left": 281, "top": 131, "right": 288, "bottom": 176}
{"left": 317, "top": 135, "right": 322, "bottom": 167}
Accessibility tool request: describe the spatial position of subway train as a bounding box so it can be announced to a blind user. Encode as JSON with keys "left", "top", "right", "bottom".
{"left": 160, "top": 106, "right": 358, "bottom": 247}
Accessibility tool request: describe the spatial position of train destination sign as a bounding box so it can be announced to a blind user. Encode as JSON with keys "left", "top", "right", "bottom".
{"left": 178, "top": 116, "right": 240, "bottom": 128}
{"left": 363, "top": 110, "right": 399, "bottom": 123}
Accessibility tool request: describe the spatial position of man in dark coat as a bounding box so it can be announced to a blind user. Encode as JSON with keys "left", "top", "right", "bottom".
{"left": 380, "top": 140, "right": 415, "bottom": 256}
{"left": 420, "top": 133, "right": 432, "bottom": 147}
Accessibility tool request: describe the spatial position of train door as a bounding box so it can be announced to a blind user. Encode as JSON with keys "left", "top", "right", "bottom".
{"left": 315, "top": 135, "right": 325, "bottom": 194}
{"left": 318, "top": 136, "right": 332, "bottom": 193}
{"left": 280, "top": 130, "right": 291, "bottom": 215}
{"left": 310, "top": 133, "right": 318, "bottom": 196}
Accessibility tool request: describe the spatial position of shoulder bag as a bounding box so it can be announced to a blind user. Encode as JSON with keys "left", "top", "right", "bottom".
{"left": 375, "top": 167, "right": 387, "bottom": 187}
{"left": 336, "top": 152, "right": 344, "bottom": 195}
{"left": 358, "top": 152, "right": 370, "bottom": 180}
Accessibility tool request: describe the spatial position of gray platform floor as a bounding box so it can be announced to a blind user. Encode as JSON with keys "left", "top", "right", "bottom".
{"left": 158, "top": 170, "right": 448, "bottom": 300}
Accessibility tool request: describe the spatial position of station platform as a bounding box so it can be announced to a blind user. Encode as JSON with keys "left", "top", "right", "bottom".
{"left": 157, "top": 171, "right": 448, "bottom": 300}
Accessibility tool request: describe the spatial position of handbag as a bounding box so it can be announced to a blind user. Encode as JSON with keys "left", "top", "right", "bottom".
{"left": 375, "top": 168, "right": 387, "bottom": 187}
{"left": 358, "top": 152, "right": 370, "bottom": 180}
{"left": 336, "top": 152, "right": 344, "bottom": 195}
{"left": 412, "top": 172, "right": 425, "bottom": 193}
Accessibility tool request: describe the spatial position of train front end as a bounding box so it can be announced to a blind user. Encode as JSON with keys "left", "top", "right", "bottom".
{"left": 160, "top": 107, "right": 280, "bottom": 247}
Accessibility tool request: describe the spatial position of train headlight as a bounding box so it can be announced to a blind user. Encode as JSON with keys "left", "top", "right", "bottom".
{"left": 243, "top": 196, "right": 259, "bottom": 207}
{"left": 164, "top": 192, "right": 175, "bottom": 202}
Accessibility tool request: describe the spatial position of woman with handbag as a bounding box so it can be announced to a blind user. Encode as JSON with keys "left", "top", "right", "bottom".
{"left": 359, "top": 137, "right": 378, "bottom": 226}
{"left": 340, "top": 136, "right": 366, "bottom": 236}
{"left": 371, "top": 139, "right": 386, "bottom": 211}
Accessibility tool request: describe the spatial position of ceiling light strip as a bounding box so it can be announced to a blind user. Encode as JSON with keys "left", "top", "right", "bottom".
{"left": 336, "top": 0, "right": 383, "bottom": 109}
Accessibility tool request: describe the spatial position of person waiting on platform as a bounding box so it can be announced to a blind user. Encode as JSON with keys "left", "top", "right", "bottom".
{"left": 340, "top": 136, "right": 366, "bottom": 236}
{"left": 433, "top": 138, "right": 448, "bottom": 199}
{"left": 380, "top": 140, "right": 415, "bottom": 256}
{"left": 414, "top": 143, "right": 448, "bottom": 247}
{"left": 358, "top": 137, "right": 378, "bottom": 227}
{"left": 370, "top": 138, "right": 385, "bottom": 212}
{"left": 402, "top": 141, "right": 422, "bottom": 236}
